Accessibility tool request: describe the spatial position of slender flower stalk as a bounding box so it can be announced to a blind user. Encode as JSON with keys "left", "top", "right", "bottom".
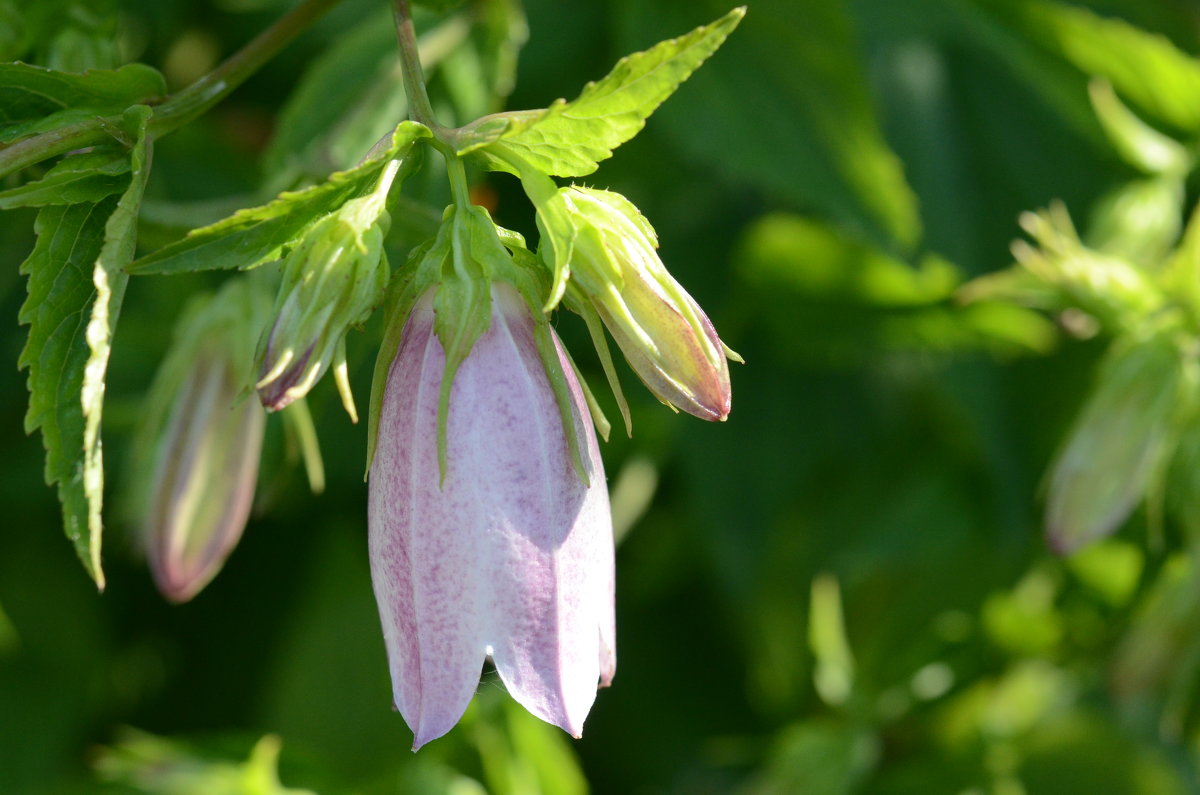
{"left": 368, "top": 284, "right": 615, "bottom": 749}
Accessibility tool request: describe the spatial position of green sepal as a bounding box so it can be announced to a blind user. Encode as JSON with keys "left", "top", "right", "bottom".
{"left": 129, "top": 122, "right": 430, "bottom": 275}
{"left": 433, "top": 207, "right": 494, "bottom": 483}
{"left": 567, "top": 287, "right": 631, "bottom": 438}
{"left": 281, "top": 398, "right": 325, "bottom": 495}
{"left": 0, "top": 147, "right": 130, "bottom": 209}
{"left": 456, "top": 7, "right": 745, "bottom": 177}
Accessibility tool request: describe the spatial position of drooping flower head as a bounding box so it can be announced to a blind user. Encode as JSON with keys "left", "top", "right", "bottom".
{"left": 257, "top": 160, "right": 401, "bottom": 422}
{"left": 548, "top": 186, "right": 738, "bottom": 421}
{"left": 366, "top": 205, "right": 615, "bottom": 749}
{"left": 368, "top": 282, "right": 614, "bottom": 749}
{"left": 135, "top": 277, "right": 272, "bottom": 603}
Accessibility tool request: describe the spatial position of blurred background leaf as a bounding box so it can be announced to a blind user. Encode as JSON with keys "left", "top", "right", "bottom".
{"left": 6, "top": 0, "right": 1200, "bottom": 793}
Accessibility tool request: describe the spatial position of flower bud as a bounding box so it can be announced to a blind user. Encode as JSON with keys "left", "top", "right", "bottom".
{"left": 368, "top": 283, "right": 615, "bottom": 749}
{"left": 1046, "top": 318, "right": 1197, "bottom": 554}
{"left": 554, "top": 186, "right": 736, "bottom": 421}
{"left": 1012, "top": 201, "right": 1163, "bottom": 329}
{"left": 137, "top": 278, "right": 271, "bottom": 602}
{"left": 257, "top": 162, "right": 399, "bottom": 421}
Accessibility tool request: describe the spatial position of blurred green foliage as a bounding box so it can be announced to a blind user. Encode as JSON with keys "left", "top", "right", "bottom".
{"left": 5, "top": 0, "right": 1200, "bottom": 793}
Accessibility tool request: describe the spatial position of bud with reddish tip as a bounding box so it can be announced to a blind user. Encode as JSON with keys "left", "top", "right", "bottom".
{"left": 552, "top": 186, "right": 737, "bottom": 421}
{"left": 367, "top": 282, "right": 615, "bottom": 749}
{"left": 136, "top": 277, "right": 271, "bottom": 602}
{"left": 257, "top": 161, "right": 400, "bottom": 422}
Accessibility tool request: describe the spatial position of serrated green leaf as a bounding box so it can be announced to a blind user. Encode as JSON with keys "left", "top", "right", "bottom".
{"left": 0, "top": 147, "right": 130, "bottom": 209}
{"left": 458, "top": 7, "right": 744, "bottom": 177}
{"left": 18, "top": 105, "right": 152, "bottom": 588}
{"left": 129, "top": 122, "right": 431, "bottom": 276}
{"left": 0, "top": 62, "right": 165, "bottom": 143}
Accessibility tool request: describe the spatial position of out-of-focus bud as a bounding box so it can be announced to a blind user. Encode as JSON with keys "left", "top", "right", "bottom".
{"left": 136, "top": 278, "right": 272, "bottom": 603}
{"left": 555, "top": 186, "right": 737, "bottom": 421}
{"left": 1011, "top": 201, "right": 1163, "bottom": 330}
{"left": 368, "top": 283, "right": 614, "bottom": 749}
{"left": 257, "top": 161, "right": 401, "bottom": 422}
{"left": 1045, "top": 317, "right": 1198, "bottom": 555}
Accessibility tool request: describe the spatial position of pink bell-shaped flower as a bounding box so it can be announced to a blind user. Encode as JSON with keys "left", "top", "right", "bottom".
{"left": 368, "top": 283, "right": 615, "bottom": 750}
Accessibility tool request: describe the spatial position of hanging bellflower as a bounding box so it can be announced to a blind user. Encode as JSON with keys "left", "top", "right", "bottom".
{"left": 368, "top": 276, "right": 615, "bottom": 750}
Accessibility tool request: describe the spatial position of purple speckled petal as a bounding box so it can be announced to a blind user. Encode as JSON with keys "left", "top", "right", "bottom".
{"left": 369, "top": 284, "right": 615, "bottom": 749}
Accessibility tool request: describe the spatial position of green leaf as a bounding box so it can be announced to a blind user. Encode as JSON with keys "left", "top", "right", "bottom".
{"left": 958, "top": 0, "right": 1200, "bottom": 136}
{"left": 20, "top": 201, "right": 112, "bottom": 584}
{"left": 18, "top": 105, "right": 152, "bottom": 588}
{"left": 1013, "top": 0, "right": 1200, "bottom": 134}
{"left": 458, "top": 7, "right": 745, "bottom": 177}
{"left": 129, "top": 122, "right": 431, "bottom": 276}
{"left": 0, "top": 148, "right": 130, "bottom": 209}
{"left": 0, "top": 62, "right": 165, "bottom": 143}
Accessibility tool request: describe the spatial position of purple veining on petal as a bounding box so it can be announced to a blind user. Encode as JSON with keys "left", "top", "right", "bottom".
{"left": 368, "top": 284, "right": 615, "bottom": 749}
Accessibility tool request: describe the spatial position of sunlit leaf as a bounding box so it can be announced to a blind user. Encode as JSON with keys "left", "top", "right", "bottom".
{"left": 458, "top": 7, "right": 744, "bottom": 177}
{"left": 129, "top": 122, "right": 430, "bottom": 275}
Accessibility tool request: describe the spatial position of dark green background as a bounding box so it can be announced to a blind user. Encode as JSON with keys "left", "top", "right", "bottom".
{"left": 3, "top": 0, "right": 1200, "bottom": 792}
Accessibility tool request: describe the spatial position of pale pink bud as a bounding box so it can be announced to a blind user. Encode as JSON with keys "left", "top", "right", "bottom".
{"left": 140, "top": 279, "right": 269, "bottom": 603}
{"left": 368, "top": 284, "right": 615, "bottom": 750}
{"left": 557, "top": 187, "right": 736, "bottom": 421}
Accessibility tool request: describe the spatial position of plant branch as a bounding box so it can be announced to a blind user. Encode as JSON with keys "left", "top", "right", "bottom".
{"left": 151, "top": 0, "right": 346, "bottom": 134}
{"left": 391, "top": 0, "right": 442, "bottom": 132}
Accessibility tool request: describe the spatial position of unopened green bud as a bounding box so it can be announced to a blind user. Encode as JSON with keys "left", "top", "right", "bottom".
{"left": 257, "top": 161, "right": 400, "bottom": 422}
{"left": 137, "top": 277, "right": 272, "bottom": 602}
{"left": 555, "top": 186, "right": 737, "bottom": 421}
{"left": 1046, "top": 318, "right": 1198, "bottom": 554}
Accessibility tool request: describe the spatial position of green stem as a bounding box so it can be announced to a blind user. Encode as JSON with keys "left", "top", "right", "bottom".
{"left": 0, "top": 0, "right": 344, "bottom": 179}
{"left": 0, "top": 120, "right": 111, "bottom": 179}
{"left": 391, "top": 0, "right": 442, "bottom": 132}
{"left": 444, "top": 152, "right": 471, "bottom": 210}
{"left": 150, "top": 0, "right": 345, "bottom": 134}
